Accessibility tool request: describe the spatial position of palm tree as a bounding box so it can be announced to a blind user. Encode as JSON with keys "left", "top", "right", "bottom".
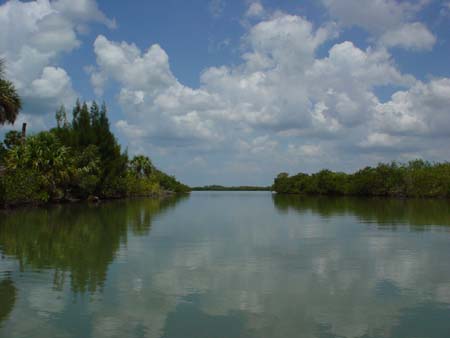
{"left": 0, "top": 59, "right": 21, "bottom": 125}
{"left": 130, "top": 155, "right": 154, "bottom": 178}
{"left": 6, "top": 132, "right": 73, "bottom": 198}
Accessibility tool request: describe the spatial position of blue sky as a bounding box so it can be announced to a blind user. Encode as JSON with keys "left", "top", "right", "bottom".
{"left": 1, "top": 0, "right": 450, "bottom": 186}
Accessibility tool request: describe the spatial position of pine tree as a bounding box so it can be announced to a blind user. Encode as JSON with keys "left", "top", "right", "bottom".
{"left": 77, "top": 102, "right": 92, "bottom": 147}
{"left": 99, "top": 101, "right": 109, "bottom": 129}
{"left": 62, "top": 107, "right": 68, "bottom": 128}
{"left": 90, "top": 101, "right": 100, "bottom": 129}
{"left": 79, "top": 102, "right": 90, "bottom": 130}
{"left": 55, "top": 105, "right": 66, "bottom": 129}
{"left": 72, "top": 99, "right": 81, "bottom": 129}
{"left": 94, "top": 101, "right": 128, "bottom": 195}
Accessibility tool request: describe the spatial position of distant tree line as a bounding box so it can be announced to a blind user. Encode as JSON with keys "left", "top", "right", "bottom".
{"left": 0, "top": 100, "right": 189, "bottom": 207}
{"left": 191, "top": 185, "right": 271, "bottom": 191}
{"left": 273, "top": 161, "right": 450, "bottom": 198}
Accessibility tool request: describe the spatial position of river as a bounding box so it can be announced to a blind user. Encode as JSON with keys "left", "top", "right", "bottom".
{"left": 1, "top": 192, "right": 450, "bottom": 338}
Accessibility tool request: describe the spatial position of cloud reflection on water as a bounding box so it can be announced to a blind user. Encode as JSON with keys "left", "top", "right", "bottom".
{"left": 0, "top": 193, "right": 450, "bottom": 338}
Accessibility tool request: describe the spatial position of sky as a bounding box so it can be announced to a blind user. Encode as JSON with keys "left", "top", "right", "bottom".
{"left": 1, "top": 0, "right": 450, "bottom": 186}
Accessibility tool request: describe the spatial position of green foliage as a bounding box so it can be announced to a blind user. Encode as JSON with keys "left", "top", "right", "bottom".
{"left": 4, "top": 132, "right": 72, "bottom": 201}
{"left": 191, "top": 185, "right": 271, "bottom": 191}
{"left": 152, "top": 168, "right": 190, "bottom": 193}
{"left": 0, "top": 59, "right": 22, "bottom": 125}
{"left": 129, "top": 155, "right": 154, "bottom": 178}
{"left": 90, "top": 101, "right": 100, "bottom": 127}
{"left": 71, "top": 145, "right": 101, "bottom": 198}
{"left": 125, "top": 174, "right": 160, "bottom": 197}
{"left": 0, "top": 100, "right": 189, "bottom": 207}
{"left": 72, "top": 99, "right": 81, "bottom": 129}
{"left": 1, "top": 168, "right": 49, "bottom": 205}
{"left": 55, "top": 105, "right": 68, "bottom": 128}
{"left": 273, "top": 160, "right": 450, "bottom": 198}
{"left": 125, "top": 155, "right": 158, "bottom": 196}
{"left": 128, "top": 155, "right": 189, "bottom": 194}
{"left": 0, "top": 142, "right": 6, "bottom": 165}
{"left": 3, "top": 131, "right": 22, "bottom": 149}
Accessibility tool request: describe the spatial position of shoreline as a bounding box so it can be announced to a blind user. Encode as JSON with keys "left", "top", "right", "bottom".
{"left": 0, "top": 190, "right": 188, "bottom": 211}
{"left": 273, "top": 192, "right": 450, "bottom": 200}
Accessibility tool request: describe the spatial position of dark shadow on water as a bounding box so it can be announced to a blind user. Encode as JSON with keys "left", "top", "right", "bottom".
{"left": 272, "top": 195, "right": 450, "bottom": 228}
{"left": 387, "top": 302, "right": 450, "bottom": 338}
{"left": 314, "top": 302, "right": 450, "bottom": 338}
{"left": 0, "top": 278, "right": 16, "bottom": 327}
{"left": 358, "top": 302, "right": 450, "bottom": 338}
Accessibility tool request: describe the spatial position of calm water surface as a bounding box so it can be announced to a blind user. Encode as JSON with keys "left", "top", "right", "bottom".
{"left": 1, "top": 192, "right": 450, "bottom": 338}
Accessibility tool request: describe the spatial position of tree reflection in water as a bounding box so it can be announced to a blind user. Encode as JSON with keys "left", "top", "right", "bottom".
{"left": 0, "top": 278, "right": 16, "bottom": 326}
{"left": 1, "top": 193, "right": 450, "bottom": 338}
{"left": 272, "top": 194, "right": 450, "bottom": 228}
{"left": 0, "top": 196, "right": 187, "bottom": 295}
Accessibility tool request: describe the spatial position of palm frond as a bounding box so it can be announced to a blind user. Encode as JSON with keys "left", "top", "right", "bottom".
{"left": 0, "top": 78, "right": 22, "bottom": 125}
{"left": 0, "top": 58, "right": 4, "bottom": 79}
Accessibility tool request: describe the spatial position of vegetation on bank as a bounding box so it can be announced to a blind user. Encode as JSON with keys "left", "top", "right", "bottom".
{"left": 0, "top": 100, "right": 189, "bottom": 207}
{"left": 273, "top": 161, "right": 450, "bottom": 198}
{"left": 191, "top": 185, "right": 271, "bottom": 191}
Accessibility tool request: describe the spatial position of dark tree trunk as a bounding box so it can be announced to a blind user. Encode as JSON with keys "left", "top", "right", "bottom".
{"left": 21, "top": 123, "right": 26, "bottom": 143}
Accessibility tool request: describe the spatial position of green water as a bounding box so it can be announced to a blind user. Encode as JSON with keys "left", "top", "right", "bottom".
{"left": 1, "top": 192, "right": 450, "bottom": 338}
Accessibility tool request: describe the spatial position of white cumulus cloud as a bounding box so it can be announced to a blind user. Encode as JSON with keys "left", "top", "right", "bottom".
{"left": 89, "top": 11, "right": 449, "bottom": 184}
{"left": 245, "top": 1, "right": 265, "bottom": 19}
{"left": 380, "top": 22, "right": 436, "bottom": 50}
{"left": 322, "top": 0, "right": 436, "bottom": 51}
{"left": 0, "top": 0, "right": 114, "bottom": 130}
